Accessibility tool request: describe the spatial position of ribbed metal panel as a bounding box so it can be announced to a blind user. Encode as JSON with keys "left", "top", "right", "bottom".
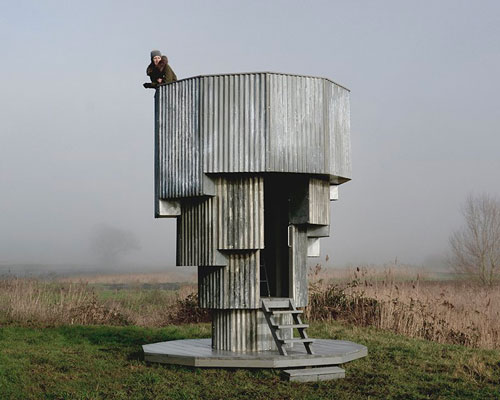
{"left": 212, "top": 309, "right": 274, "bottom": 351}
{"left": 308, "top": 178, "right": 330, "bottom": 226}
{"left": 177, "top": 197, "right": 226, "bottom": 266}
{"left": 267, "top": 74, "right": 326, "bottom": 174}
{"left": 326, "top": 80, "right": 352, "bottom": 181}
{"left": 289, "top": 176, "right": 330, "bottom": 225}
{"left": 291, "top": 225, "right": 308, "bottom": 308}
{"left": 155, "top": 73, "right": 351, "bottom": 200}
{"left": 198, "top": 251, "right": 259, "bottom": 309}
{"left": 217, "top": 176, "right": 264, "bottom": 250}
{"left": 202, "top": 74, "right": 266, "bottom": 173}
{"left": 156, "top": 80, "right": 205, "bottom": 198}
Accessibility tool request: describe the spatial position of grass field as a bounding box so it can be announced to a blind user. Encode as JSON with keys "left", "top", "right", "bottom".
{"left": 0, "top": 322, "right": 499, "bottom": 400}
{"left": 1, "top": 267, "right": 499, "bottom": 399}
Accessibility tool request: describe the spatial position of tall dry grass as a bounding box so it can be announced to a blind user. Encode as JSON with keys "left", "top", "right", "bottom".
{"left": 0, "top": 277, "right": 208, "bottom": 327}
{"left": 2, "top": 266, "right": 499, "bottom": 349}
{"left": 306, "top": 265, "right": 500, "bottom": 349}
{"left": 0, "top": 278, "right": 125, "bottom": 326}
{"left": 56, "top": 270, "right": 197, "bottom": 285}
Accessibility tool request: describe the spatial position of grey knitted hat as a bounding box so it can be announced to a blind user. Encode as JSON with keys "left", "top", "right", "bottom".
{"left": 150, "top": 50, "right": 162, "bottom": 59}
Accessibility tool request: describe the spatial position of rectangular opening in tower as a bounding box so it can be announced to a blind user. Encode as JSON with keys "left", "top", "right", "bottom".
{"left": 262, "top": 175, "right": 292, "bottom": 298}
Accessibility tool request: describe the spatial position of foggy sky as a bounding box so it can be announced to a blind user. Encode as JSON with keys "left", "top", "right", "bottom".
{"left": 1, "top": 0, "right": 499, "bottom": 269}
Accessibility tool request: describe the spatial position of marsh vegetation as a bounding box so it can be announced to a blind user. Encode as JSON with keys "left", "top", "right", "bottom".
{"left": 1, "top": 265, "right": 498, "bottom": 350}
{"left": 1, "top": 266, "right": 499, "bottom": 399}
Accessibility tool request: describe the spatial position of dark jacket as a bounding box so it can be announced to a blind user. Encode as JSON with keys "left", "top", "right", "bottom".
{"left": 146, "top": 55, "right": 177, "bottom": 84}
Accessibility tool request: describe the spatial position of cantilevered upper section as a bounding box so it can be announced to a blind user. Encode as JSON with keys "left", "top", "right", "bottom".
{"left": 155, "top": 72, "right": 351, "bottom": 199}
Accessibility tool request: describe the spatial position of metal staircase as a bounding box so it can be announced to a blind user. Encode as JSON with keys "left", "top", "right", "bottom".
{"left": 261, "top": 298, "right": 314, "bottom": 356}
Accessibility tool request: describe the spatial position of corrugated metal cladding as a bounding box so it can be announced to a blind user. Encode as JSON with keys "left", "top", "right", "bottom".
{"left": 202, "top": 74, "right": 267, "bottom": 173}
{"left": 326, "top": 81, "right": 352, "bottom": 181}
{"left": 177, "top": 197, "right": 226, "bottom": 266}
{"left": 291, "top": 225, "right": 309, "bottom": 308}
{"left": 308, "top": 178, "right": 330, "bottom": 226}
{"left": 288, "top": 176, "right": 330, "bottom": 226}
{"left": 156, "top": 72, "right": 352, "bottom": 193}
{"left": 198, "top": 251, "right": 259, "bottom": 309}
{"left": 176, "top": 176, "right": 264, "bottom": 266}
{"left": 212, "top": 309, "right": 274, "bottom": 351}
{"left": 156, "top": 80, "right": 205, "bottom": 199}
{"left": 217, "top": 176, "right": 264, "bottom": 250}
{"left": 267, "top": 74, "right": 327, "bottom": 174}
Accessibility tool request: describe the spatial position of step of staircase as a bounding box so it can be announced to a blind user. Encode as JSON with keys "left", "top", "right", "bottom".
{"left": 279, "top": 338, "right": 315, "bottom": 345}
{"left": 273, "top": 324, "right": 309, "bottom": 329}
{"left": 271, "top": 310, "right": 303, "bottom": 315}
{"left": 261, "top": 298, "right": 290, "bottom": 308}
{"left": 281, "top": 366, "right": 345, "bottom": 382}
{"left": 261, "top": 298, "right": 313, "bottom": 356}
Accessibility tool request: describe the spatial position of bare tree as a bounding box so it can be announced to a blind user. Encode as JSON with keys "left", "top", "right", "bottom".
{"left": 449, "top": 194, "right": 500, "bottom": 285}
{"left": 90, "top": 224, "right": 141, "bottom": 266}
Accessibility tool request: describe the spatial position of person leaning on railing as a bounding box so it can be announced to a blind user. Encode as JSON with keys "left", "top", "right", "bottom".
{"left": 143, "top": 49, "right": 177, "bottom": 89}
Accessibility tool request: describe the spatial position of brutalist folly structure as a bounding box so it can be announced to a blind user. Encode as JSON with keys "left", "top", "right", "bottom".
{"left": 143, "top": 72, "right": 366, "bottom": 381}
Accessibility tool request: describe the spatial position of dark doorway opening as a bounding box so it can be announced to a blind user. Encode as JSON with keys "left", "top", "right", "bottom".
{"left": 261, "top": 175, "right": 292, "bottom": 298}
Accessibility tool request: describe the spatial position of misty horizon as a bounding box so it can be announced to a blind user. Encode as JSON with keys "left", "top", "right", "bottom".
{"left": 1, "top": 1, "right": 499, "bottom": 271}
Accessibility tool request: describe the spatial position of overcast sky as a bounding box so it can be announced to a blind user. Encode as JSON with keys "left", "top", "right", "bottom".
{"left": 1, "top": 0, "right": 499, "bottom": 269}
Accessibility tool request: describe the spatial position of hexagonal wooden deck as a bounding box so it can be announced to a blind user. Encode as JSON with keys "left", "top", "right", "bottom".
{"left": 143, "top": 338, "right": 367, "bottom": 369}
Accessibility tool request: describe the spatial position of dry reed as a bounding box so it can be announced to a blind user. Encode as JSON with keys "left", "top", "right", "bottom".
{"left": 0, "top": 277, "right": 208, "bottom": 327}
{"left": 56, "top": 270, "right": 197, "bottom": 285}
{"left": 2, "top": 266, "right": 499, "bottom": 349}
{"left": 0, "top": 278, "right": 126, "bottom": 326}
{"left": 306, "top": 265, "right": 500, "bottom": 349}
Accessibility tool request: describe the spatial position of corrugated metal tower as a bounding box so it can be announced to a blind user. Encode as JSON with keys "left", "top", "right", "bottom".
{"left": 154, "top": 72, "right": 351, "bottom": 354}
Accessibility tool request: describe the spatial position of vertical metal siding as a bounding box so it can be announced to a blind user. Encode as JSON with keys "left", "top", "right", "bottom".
{"left": 212, "top": 309, "right": 274, "bottom": 351}
{"left": 217, "top": 176, "right": 264, "bottom": 250}
{"left": 308, "top": 178, "right": 330, "bottom": 225}
{"left": 267, "top": 74, "right": 326, "bottom": 174}
{"left": 154, "top": 90, "right": 160, "bottom": 213}
{"left": 156, "top": 73, "right": 351, "bottom": 196}
{"left": 202, "top": 74, "right": 266, "bottom": 173}
{"left": 198, "top": 250, "right": 260, "bottom": 309}
{"left": 291, "top": 225, "right": 309, "bottom": 308}
{"left": 157, "top": 80, "right": 204, "bottom": 198}
{"left": 327, "top": 81, "right": 352, "bottom": 180}
{"left": 177, "top": 196, "right": 226, "bottom": 266}
{"left": 212, "top": 309, "right": 257, "bottom": 352}
{"left": 289, "top": 177, "right": 330, "bottom": 225}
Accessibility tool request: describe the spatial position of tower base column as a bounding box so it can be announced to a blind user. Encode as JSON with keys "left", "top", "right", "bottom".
{"left": 212, "top": 309, "right": 274, "bottom": 352}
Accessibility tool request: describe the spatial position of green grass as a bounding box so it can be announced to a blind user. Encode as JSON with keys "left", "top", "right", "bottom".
{"left": 0, "top": 322, "right": 498, "bottom": 400}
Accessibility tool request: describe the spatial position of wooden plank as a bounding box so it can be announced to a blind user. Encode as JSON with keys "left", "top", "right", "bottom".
{"left": 262, "top": 299, "right": 290, "bottom": 308}
{"left": 144, "top": 353, "right": 196, "bottom": 366}
{"left": 282, "top": 366, "right": 345, "bottom": 382}
{"left": 283, "top": 366, "right": 345, "bottom": 377}
{"left": 142, "top": 338, "right": 368, "bottom": 369}
{"left": 272, "top": 310, "right": 303, "bottom": 315}
{"left": 273, "top": 324, "right": 308, "bottom": 329}
{"left": 280, "top": 338, "right": 314, "bottom": 344}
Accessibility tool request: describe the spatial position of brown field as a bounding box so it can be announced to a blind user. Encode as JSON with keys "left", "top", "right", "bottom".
{"left": 56, "top": 270, "right": 197, "bottom": 285}
{"left": 306, "top": 265, "right": 500, "bottom": 349}
{"left": 0, "top": 277, "right": 205, "bottom": 327}
{"left": 1, "top": 265, "right": 498, "bottom": 349}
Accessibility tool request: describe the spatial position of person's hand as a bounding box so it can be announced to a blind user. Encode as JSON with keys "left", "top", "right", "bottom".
{"left": 157, "top": 78, "right": 163, "bottom": 83}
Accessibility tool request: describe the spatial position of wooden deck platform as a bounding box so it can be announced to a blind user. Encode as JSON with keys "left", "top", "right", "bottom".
{"left": 143, "top": 338, "right": 367, "bottom": 369}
